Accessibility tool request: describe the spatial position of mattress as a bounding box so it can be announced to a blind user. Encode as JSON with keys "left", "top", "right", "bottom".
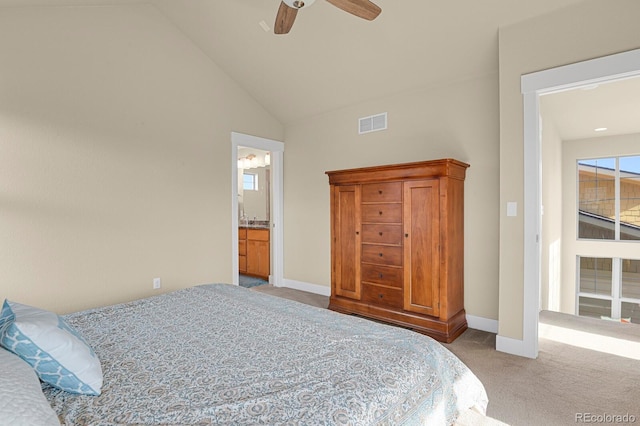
{"left": 44, "top": 284, "right": 488, "bottom": 425}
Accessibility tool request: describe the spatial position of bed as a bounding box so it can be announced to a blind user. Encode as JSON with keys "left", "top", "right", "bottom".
{"left": 2, "top": 284, "right": 488, "bottom": 425}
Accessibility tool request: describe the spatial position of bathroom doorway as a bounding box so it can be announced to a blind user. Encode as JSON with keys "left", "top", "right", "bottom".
{"left": 237, "top": 146, "right": 271, "bottom": 287}
{"left": 231, "top": 132, "right": 284, "bottom": 288}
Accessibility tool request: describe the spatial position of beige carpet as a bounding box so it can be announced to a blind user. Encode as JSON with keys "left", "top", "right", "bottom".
{"left": 252, "top": 285, "right": 640, "bottom": 426}
{"left": 251, "top": 284, "right": 329, "bottom": 309}
{"left": 447, "top": 312, "right": 640, "bottom": 425}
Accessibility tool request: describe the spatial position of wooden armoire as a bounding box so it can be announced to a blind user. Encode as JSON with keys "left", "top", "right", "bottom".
{"left": 326, "top": 159, "right": 469, "bottom": 343}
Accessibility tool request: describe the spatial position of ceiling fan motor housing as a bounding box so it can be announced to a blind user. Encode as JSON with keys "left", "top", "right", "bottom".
{"left": 284, "top": 0, "right": 316, "bottom": 9}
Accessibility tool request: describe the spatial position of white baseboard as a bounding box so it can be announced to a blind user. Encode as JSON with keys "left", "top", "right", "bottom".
{"left": 281, "top": 279, "right": 331, "bottom": 297}
{"left": 279, "top": 281, "right": 503, "bottom": 338}
{"left": 496, "top": 335, "right": 536, "bottom": 359}
{"left": 466, "top": 315, "right": 499, "bottom": 334}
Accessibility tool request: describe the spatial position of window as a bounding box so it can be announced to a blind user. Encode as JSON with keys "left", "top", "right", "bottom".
{"left": 243, "top": 173, "right": 258, "bottom": 191}
{"left": 579, "top": 257, "right": 612, "bottom": 296}
{"left": 619, "top": 157, "right": 640, "bottom": 240}
{"left": 621, "top": 257, "right": 640, "bottom": 323}
{"left": 578, "top": 155, "right": 640, "bottom": 240}
{"left": 577, "top": 256, "right": 640, "bottom": 324}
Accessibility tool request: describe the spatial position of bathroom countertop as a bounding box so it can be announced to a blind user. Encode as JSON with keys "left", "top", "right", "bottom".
{"left": 239, "top": 223, "right": 270, "bottom": 230}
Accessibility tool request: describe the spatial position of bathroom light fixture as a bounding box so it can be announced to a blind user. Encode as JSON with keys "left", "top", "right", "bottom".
{"left": 237, "top": 154, "right": 255, "bottom": 169}
{"left": 238, "top": 153, "right": 270, "bottom": 169}
{"left": 594, "top": 127, "right": 608, "bottom": 132}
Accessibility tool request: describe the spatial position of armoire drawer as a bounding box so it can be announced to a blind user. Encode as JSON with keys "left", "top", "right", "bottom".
{"left": 361, "top": 245, "right": 402, "bottom": 266}
{"left": 361, "top": 283, "right": 403, "bottom": 308}
{"left": 361, "top": 264, "right": 403, "bottom": 288}
{"left": 361, "top": 224, "right": 403, "bottom": 245}
{"left": 361, "top": 203, "right": 402, "bottom": 223}
{"left": 361, "top": 182, "right": 402, "bottom": 203}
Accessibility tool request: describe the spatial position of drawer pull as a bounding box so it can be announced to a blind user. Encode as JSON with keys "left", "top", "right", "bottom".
{"left": 379, "top": 232, "right": 383, "bottom": 236}
{"left": 379, "top": 273, "right": 384, "bottom": 279}
{"left": 405, "top": 233, "right": 409, "bottom": 238}
{"left": 379, "top": 211, "right": 383, "bottom": 215}
{"left": 378, "top": 293, "right": 384, "bottom": 299}
{"left": 356, "top": 231, "right": 360, "bottom": 235}
{"left": 378, "top": 190, "right": 383, "bottom": 194}
{"left": 379, "top": 253, "right": 383, "bottom": 257}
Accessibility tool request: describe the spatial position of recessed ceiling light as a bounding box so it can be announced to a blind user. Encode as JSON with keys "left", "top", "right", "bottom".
{"left": 594, "top": 127, "right": 608, "bottom": 132}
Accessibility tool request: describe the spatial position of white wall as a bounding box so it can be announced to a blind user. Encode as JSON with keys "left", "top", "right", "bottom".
{"left": 540, "top": 108, "right": 563, "bottom": 312}
{"left": 0, "top": 4, "right": 283, "bottom": 313}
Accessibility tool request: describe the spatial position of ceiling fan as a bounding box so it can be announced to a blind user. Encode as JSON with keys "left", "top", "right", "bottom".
{"left": 274, "top": 0, "right": 382, "bottom": 35}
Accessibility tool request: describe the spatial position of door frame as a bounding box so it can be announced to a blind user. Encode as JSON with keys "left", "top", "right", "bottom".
{"left": 231, "top": 132, "right": 285, "bottom": 286}
{"left": 515, "top": 48, "right": 640, "bottom": 358}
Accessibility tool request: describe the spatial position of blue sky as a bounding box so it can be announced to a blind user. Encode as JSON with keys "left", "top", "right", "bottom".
{"left": 579, "top": 156, "right": 640, "bottom": 174}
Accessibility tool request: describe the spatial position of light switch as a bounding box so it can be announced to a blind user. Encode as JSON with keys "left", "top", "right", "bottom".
{"left": 507, "top": 202, "right": 517, "bottom": 217}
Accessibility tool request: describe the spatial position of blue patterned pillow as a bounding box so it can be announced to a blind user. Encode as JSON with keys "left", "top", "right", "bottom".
{"left": 0, "top": 300, "right": 102, "bottom": 396}
{"left": 0, "top": 301, "right": 15, "bottom": 335}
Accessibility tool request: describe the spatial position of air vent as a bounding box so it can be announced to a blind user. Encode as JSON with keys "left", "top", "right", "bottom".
{"left": 359, "top": 112, "right": 387, "bottom": 134}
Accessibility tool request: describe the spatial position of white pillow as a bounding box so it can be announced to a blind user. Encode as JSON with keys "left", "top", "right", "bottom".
{"left": 0, "top": 348, "right": 60, "bottom": 426}
{"left": 0, "top": 300, "right": 103, "bottom": 396}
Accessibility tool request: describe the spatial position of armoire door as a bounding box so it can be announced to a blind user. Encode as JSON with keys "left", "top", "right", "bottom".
{"left": 403, "top": 179, "right": 440, "bottom": 317}
{"left": 332, "top": 185, "right": 361, "bottom": 300}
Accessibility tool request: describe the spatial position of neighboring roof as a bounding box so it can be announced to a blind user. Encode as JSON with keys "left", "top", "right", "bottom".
{"left": 579, "top": 210, "right": 640, "bottom": 239}
{"left": 579, "top": 164, "right": 640, "bottom": 180}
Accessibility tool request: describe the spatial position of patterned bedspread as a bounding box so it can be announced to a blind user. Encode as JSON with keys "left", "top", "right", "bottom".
{"left": 44, "top": 284, "right": 488, "bottom": 425}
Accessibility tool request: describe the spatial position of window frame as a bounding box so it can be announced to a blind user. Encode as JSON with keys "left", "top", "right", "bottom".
{"left": 577, "top": 155, "right": 640, "bottom": 242}
{"left": 577, "top": 255, "right": 640, "bottom": 322}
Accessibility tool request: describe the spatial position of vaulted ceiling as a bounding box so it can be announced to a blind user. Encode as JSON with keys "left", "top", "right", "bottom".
{"left": 0, "top": 0, "right": 587, "bottom": 124}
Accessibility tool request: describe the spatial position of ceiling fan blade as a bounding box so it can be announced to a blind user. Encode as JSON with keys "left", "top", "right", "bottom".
{"left": 274, "top": 1, "right": 298, "bottom": 34}
{"left": 325, "top": 0, "right": 381, "bottom": 21}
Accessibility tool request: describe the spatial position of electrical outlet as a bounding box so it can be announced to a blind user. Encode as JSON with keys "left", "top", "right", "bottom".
{"left": 153, "top": 277, "right": 161, "bottom": 289}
